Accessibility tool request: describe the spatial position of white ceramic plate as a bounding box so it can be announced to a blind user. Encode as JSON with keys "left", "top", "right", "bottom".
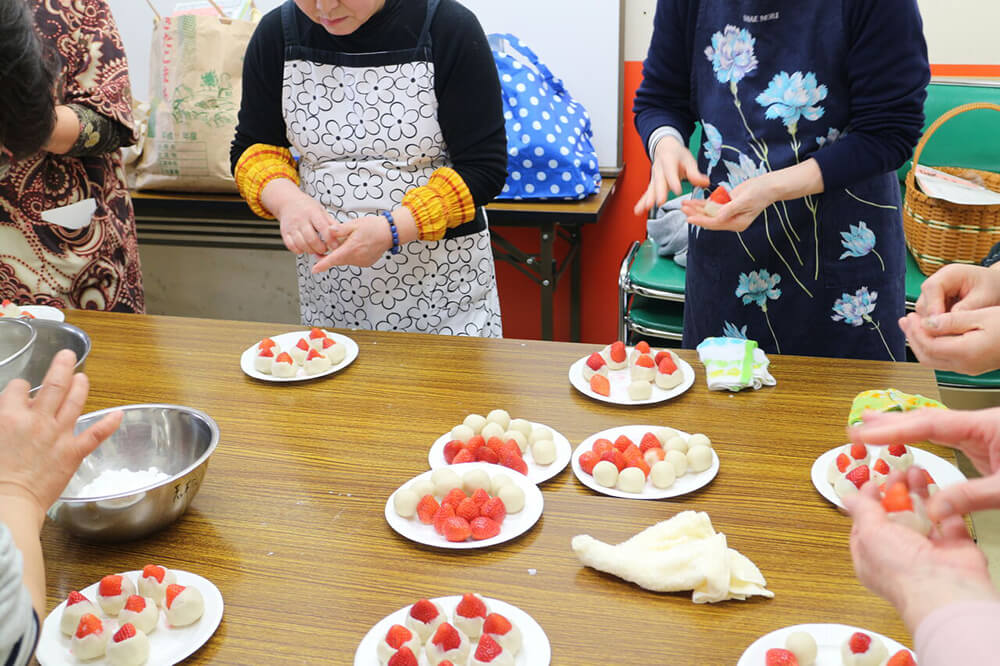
{"left": 811, "top": 444, "right": 967, "bottom": 509}
{"left": 571, "top": 425, "right": 719, "bottom": 500}
{"left": 385, "top": 463, "right": 543, "bottom": 550}
{"left": 737, "top": 623, "right": 911, "bottom": 665}
{"left": 1, "top": 305, "right": 65, "bottom": 321}
{"left": 428, "top": 420, "right": 571, "bottom": 485}
{"left": 36, "top": 569, "right": 223, "bottom": 666}
{"left": 354, "top": 595, "right": 551, "bottom": 666}
{"left": 239, "top": 329, "right": 358, "bottom": 383}
{"left": 568, "top": 348, "right": 695, "bottom": 405}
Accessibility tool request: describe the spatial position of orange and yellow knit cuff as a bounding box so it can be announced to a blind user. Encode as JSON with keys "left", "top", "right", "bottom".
{"left": 234, "top": 144, "right": 300, "bottom": 219}
{"left": 401, "top": 167, "right": 475, "bottom": 241}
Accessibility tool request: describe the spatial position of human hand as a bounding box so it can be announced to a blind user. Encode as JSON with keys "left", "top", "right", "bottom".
{"left": 312, "top": 215, "right": 393, "bottom": 272}
{"left": 844, "top": 475, "right": 997, "bottom": 632}
{"left": 273, "top": 190, "right": 338, "bottom": 256}
{"left": 899, "top": 307, "right": 1000, "bottom": 375}
{"left": 633, "top": 135, "right": 709, "bottom": 216}
{"left": 680, "top": 174, "right": 776, "bottom": 232}
{"left": 915, "top": 263, "right": 1000, "bottom": 320}
{"left": 0, "top": 350, "right": 122, "bottom": 514}
{"left": 849, "top": 407, "right": 1000, "bottom": 521}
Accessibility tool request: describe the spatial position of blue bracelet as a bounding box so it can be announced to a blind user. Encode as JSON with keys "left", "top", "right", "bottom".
{"left": 381, "top": 211, "right": 401, "bottom": 255}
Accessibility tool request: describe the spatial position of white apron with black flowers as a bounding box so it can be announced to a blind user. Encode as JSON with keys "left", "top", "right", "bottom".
{"left": 280, "top": 0, "right": 502, "bottom": 336}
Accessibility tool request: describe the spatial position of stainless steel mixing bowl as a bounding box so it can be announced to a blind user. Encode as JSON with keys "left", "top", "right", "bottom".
{"left": 20, "top": 319, "right": 90, "bottom": 392}
{"left": 0, "top": 318, "right": 36, "bottom": 390}
{"left": 48, "top": 404, "right": 220, "bottom": 542}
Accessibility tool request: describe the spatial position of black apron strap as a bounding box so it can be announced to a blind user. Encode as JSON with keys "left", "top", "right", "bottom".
{"left": 415, "top": 0, "right": 441, "bottom": 52}
{"left": 281, "top": 0, "right": 301, "bottom": 49}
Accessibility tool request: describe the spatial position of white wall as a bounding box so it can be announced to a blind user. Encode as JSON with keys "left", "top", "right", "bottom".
{"left": 917, "top": 0, "right": 1000, "bottom": 66}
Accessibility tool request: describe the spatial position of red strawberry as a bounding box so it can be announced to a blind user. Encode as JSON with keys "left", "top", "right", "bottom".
{"left": 456, "top": 497, "right": 481, "bottom": 522}
{"left": 886, "top": 649, "right": 918, "bottom": 666}
{"left": 1, "top": 299, "right": 11, "bottom": 307}
{"left": 590, "top": 374, "right": 610, "bottom": 396}
{"left": 708, "top": 185, "right": 731, "bottom": 204}
{"left": 438, "top": 662, "right": 454, "bottom": 666}
{"left": 585, "top": 352, "right": 606, "bottom": 371}
{"left": 295, "top": 338, "right": 310, "bottom": 352}
{"left": 474, "top": 634, "right": 504, "bottom": 661}
{"left": 764, "top": 648, "right": 799, "bottom": 666}
{"left": 67, "top": 590, "right": 89, "bottom": 606}
{"left": 466, "top": 435, "right": 487, "bottom": 451}
{"left": 835, "top": 453, "right": 852, "bottom": 473}
{"left": 873, "top": 458, "right": 890, "bottom": 475}
{"left": 628, "top": 458, "right": 651, "bottom": 479}
{"left": 385, "top": 624, "right": 414, "bottom": 649}
{"left": 609, "top": 341, "right": 627, "bottom": 363}
{"left": 579, "top": 450, "right": 600, "bottom": 474}
{"left": 644, "top": 447, "right": 666, "bottom": 465}
{"left": 417, "top": 495, "right": 440, "bottom": 524}
{"left": 635, "top": 341, "right": 651, "bottom": 354}
{"left": 443, "top": 440, "right": 465, "bottom": 464}
{"left": 480, "top": 497, "right": 507, "bottom": 523}
{"left": 165, "top": 584, "right": 185, "bottom": 609}
{"left": 636, "top": 354, "right": 655, "bottom": 368}
{"left": 275, "top": 351, "right": 294, "bottom": 365}
{"left": 433, "top": 504, "right": 457, "bottom": 535}
{"left": 485, "top": 436, "right": 505, "bottom": 455}
{"left": 881, "top": 482, "right": 913, "bottom": 513}
{"left": 75, "top": 614, "right": 102, "bottom": 638}
{"left": 475, "top": 446, "right": 500, "bottom": 464}
{"left": 309, "top": 327, "right": 326, "bottom": 340}
{"left": 591, "top": 438, "right": 614, "bottom": 456}
{"left": 387, "top": 647, "right": 419, "bottom": 666}
{"left": 442, "top": 488, "right": 467, "bottom": 509}
{"left": 321, "top": 337, "right": 336, "bottom": 350}
{"left": 613, "top": 435, "right": 634, "bottom": 452}
{"left": 501, "top": 451, "right": 529, "bottom": 475}
{"left": 848, "top": 632, "right": 872, "bottom": 654}
{"left": 123, "top": 595, "right": 146, "bottom": 613}
{"left": 99, "top": 574, "right": 123, "bottom": 597}
{"left": 657, "top": 355, "right": 677, "bottom": 375}
{"left": 258, "top": 337, "right": 277, "bottom": 350}
{"left": 888, "top": 444, "right": 907, "bottom": 457}
{"left": 600, "top": 448, "right": 627, "bottom": 472}
{"left": 482, "top": 612, "right": 513, "bottom": 636}
{"left": 921, "top": 469, "right": 936, "bottom": 485}
{"left": 850, "top": 442, "right": 868, "bottom": 460}
{"left": 306, "top": 348, "right": 323, "bottom": 361}
{"left": 470, "top": 488, "right": 490, "bottom": 506}
{"left": 639, "top": 432, "right": 662, "bottom": 453}
{"left": 456, "top": 593, "right": 488, "bottom": 619}
{"left": 143, "top": 565, "right": 167, "bottom": 583}
{"left": 431, "top": 622, "right": 463, "bottom": 651}
{"left": 113, "top": 623, "right": 136, "bottom": 643}
{"left": 257, "top": 347, "right": 274, "bottom": 359}
{"left": 409, "top": 599, "right": 440, "bottom": 623}
{"left": 470, "top": 516, "right": 501, "bottom": 540}
{"left": 622, "top": 443, "right": 642, "bottom": 462}
{"left": 453, "top": 448, "right": 476, "bottom": 465}
{"left": 498, "top": 440, "right": 521, "bottom": 460}
{"left": 442, "top": 516, "right": 472, "bottom": 542}
{"left": 845, "top": 465, "right": 870, "bottom": 490}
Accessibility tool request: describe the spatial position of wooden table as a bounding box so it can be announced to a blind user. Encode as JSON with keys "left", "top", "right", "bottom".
{"left": 130, "top": 178, "right": 617, "bottom": 342}
{"left": 41, "top": 311, "right": 945, "bottom": 664}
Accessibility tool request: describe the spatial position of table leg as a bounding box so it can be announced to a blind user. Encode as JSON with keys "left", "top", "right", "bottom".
{"left": 539, "top": 222, "right": 555, "bottom": 341}
{"left": 569, "top": 227, "right": 581, "bottom": 342}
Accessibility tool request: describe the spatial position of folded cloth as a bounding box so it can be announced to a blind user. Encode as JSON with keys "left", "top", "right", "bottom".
{"left": 848, "top": 388, "right": 947, "bottom": 426}
{"left": 696, "top": 336, "right": 776, "bottom": 391}
{"left": 571, "top": 511, "right": 773, "bottom": 603}
{"left": 646, "top": 194, "right": 690, "bottom": 268}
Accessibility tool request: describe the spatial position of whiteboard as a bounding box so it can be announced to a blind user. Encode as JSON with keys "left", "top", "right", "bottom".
{"left": 109, "top": 0, "right": 623, "bottom": 168}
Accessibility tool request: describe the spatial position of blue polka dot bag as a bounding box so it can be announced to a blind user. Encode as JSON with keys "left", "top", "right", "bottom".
{"left": 489, "top": 34, "right": 601, "bottom": 200}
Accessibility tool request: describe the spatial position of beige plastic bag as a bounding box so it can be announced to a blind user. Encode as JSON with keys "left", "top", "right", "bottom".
{"left": 135, "top": 10, "right": 257, "bottom": 192}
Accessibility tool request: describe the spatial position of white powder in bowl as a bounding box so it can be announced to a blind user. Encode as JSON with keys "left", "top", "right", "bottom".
{"left": 78, "top": 467, "right": 169, "bottom": 497}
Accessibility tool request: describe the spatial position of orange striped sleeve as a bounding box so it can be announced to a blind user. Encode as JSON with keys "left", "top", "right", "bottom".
{"left": 401, "top": 167, "right": 476, "bottom": 241}
{"left": 234, "top": 144, "right": 300, "bottom": 219}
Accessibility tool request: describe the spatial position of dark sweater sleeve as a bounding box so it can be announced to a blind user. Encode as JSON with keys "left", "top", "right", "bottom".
{"left": 431, "top": 0, "right": 507, "bottom": 206}
{"left": 230, "top": 8, "right": 289, "bottom": 174}
{"left": 811, "top": 0, "right": 929, "bottom": 190}
{"left": 633, "top": 0, "right": 700, "bottom": 154}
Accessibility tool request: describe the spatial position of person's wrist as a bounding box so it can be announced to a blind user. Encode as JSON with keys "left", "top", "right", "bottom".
{"left": 380, "top": 211, "right": 400, "bottom": 254}
{"left": 0, "top": 486, "right": 46, "bottom": 530}
{"left": 896, "top": 572, "right": 1000, "bottom": 632}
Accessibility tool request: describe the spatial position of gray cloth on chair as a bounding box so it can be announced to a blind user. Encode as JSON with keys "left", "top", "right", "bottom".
{"left": 646, "top": 194, "right": 690, "bottom": 268}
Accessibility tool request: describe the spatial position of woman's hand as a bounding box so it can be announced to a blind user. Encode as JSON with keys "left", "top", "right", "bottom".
{"left": 312, "top": 215, "right": 393, "bottom": 271}
{"left": 914, "top": 263, "right": 1000, "bottom": 320}
{"left": 633, "top": 135, "right": 709, "bottom": 216}
{"left": 262, "top": 179, "right": 336, "bottom": 256}
{"left": 844, "top": 475, "right": 998, "bottom": 633}
{"left": 849, "top": 407, "right": 1000, "bottom": 522}
{"left": 0, "top": 350, "right": 122, "bottom": 513}
{"left": 681, "top": 176, "right": 776, "bottom": 232}
{"left": 899, "top": 308, "right": 1000, "bottom": 376}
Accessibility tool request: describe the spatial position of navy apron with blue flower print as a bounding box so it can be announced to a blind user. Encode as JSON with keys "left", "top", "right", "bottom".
{"left": 281, "top": 0, "right": 502, "bottom": 337}
{"left": 684, "top": 3, "right": 905, "bottom": 360}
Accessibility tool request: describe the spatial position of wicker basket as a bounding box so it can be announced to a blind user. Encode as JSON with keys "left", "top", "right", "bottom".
{"left": 903, "top": 102, "right": 1000, "bottom": 276}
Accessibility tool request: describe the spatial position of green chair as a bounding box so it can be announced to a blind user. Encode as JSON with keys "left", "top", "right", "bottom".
{"left": 618, "top": 240, "right": 685, "bottom": 342}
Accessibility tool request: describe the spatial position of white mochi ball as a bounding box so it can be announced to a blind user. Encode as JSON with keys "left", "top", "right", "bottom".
{"left": 503, "top": 430, "right": 529, "bottom": 453}
{"left": 665, "top": 436, "right": 689, "bottom": 454}
{"left": 409, "top": 479, "right": 435, "bottom": 499}
{"left": 431, "top": 468, "right": 462, "bottom": 496}
{"left": 650, "top": 461, "right": 676, "bottom": 489}
{"left": 686, "top": 445, "right": 713, "bottom": 473}
{"left": 462, "top": 470, "right": 492, "bottom": 495}
{"left": 394, "top": 489, "right": 419, "bottom": 518}
{"left": 687, "top": 433, "right": 712, "bottom": 449}
{"left": 481, "top": 422, "right": 505, "bottom": 442}
{"left": 451, "top": 424, "right": 476, "bottom": 442}
{"left": 497, "top": 484, "right": 525, "bottom": 513}
{"left": 486, "top": 409, "right": 511, "bottom": 430}
{"left": 530, "top": 426, "right": 553, "bottom": 445}
{"left": 463, "top": 414, "right": 487, "bottom": 434}
{"left": 531, "top": 439, "right": 557, "bottom": 465}
{"left": 654, "top": 427, "right": 680, "bottom": 445}
{"left": 665, "top": 450, "right": 688, "bottom": 477}
{"left": 627, "top": 380, "right": 653, "bottom": 401}
{"left": 490, "top": 473, "right": 514, "bottom": 495}
{"left": 616, "top": 467, "right": 646, "bottom": 493}
{"left": 592, "top": 460, "right": 619, "bottom": 488}
{"left": 785, "top": 631, "right": 817, "bottom": 665}
{"left": 509, "top": 418, "right": 533, "bottom": 436}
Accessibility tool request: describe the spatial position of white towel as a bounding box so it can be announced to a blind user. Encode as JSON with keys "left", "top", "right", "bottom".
{"left": 571, "top": 511, "right": 774, "bottom": 603}
{"left": 696, "top": 336, "right": 776, "bottom": 392}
